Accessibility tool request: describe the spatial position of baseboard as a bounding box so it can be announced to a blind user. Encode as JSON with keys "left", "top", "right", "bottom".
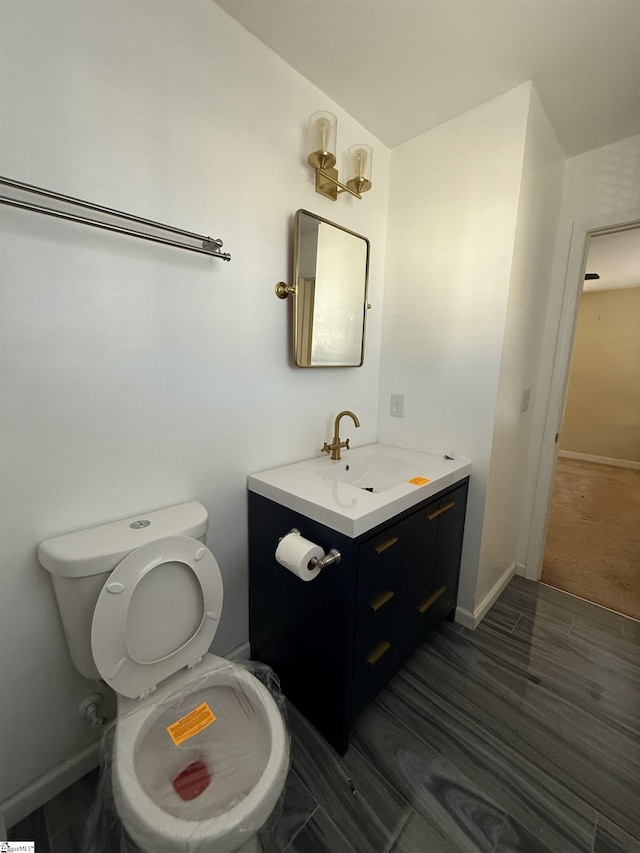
{"left": 2, "top": 740, "right": 100, "bottom": 830}
{"left": 455, "top": 562, "right": 517, "bottom": 630}
{"left": 226, "top": 640, "right": 251, "bottom": 660}
{"left": 454, "top": 606, "right": 476, "bottom": 630}
{"left": 559, "top": 450, "right": 640, "bottom": 470}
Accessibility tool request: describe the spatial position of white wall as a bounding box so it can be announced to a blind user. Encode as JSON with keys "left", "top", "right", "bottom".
{"left": 557, "top": 135, "right": 640, "bottom": 225}
{"left": 0, "top": 0, "right": 390, "bottom": 813}
{"left": 478, "top": 88, "right": 564, "bottom": 609}
{"left": 378, "top": 85, "right": 532, "bottom": 616}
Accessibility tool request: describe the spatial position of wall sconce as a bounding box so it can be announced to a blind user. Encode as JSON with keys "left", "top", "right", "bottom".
{"left": 307, "top": 111, "right": 373, "bottom": 201}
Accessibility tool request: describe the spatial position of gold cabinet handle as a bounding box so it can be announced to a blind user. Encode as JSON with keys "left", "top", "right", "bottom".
{"left": 417, "top": 586, "right": 446, "bottom": 614}
{"left": 366, "top": 640, "right": 391, "bottom": 665}
{"left": 374, "top": 536, "right": 398, "bottom": 554}
{"left": 426, "top": 500, "right": 456, "bottom": 522}
{"left": 369, "top": 590, "right": 395, "bottom": 612}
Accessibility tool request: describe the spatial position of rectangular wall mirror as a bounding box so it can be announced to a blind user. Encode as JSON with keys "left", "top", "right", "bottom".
{"left": 293, "top": 209, "right": 370, "bottom": 367}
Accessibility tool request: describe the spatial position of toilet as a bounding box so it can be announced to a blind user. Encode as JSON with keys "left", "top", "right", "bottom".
{"left": 38, "top": 501, "right": 289, "bottom": 853}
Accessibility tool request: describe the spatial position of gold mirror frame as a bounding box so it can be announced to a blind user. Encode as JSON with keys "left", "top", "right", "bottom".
{"left": 285, "top": 209, "right": 370, "bottom": 368}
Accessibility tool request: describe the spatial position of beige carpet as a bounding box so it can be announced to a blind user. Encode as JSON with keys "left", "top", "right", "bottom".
{"left": 541, "top": 457, "right": 640, "bottom": 622}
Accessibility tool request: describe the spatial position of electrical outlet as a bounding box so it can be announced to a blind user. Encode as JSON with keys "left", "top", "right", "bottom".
{"left": 390, "top": 394, "right": 404, "bottom": 417}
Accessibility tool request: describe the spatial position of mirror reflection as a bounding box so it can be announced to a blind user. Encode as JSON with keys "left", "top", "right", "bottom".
{"left": 294, "top": 210, "right": 370, "bottom": 367}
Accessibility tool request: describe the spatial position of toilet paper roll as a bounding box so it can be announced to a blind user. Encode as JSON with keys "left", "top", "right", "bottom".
{"left": 275, "top": 532, "right": 324, "bottom": 582}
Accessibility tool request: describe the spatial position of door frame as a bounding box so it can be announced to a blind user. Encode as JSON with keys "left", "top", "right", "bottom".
{"left": 525, "top": 209, "right": 640, "bottom": 581}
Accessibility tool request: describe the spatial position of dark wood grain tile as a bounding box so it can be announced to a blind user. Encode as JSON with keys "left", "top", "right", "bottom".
{"left": 499, "top": 576, "right": 576, "bottom": 627}
{"left": 495, "top": 815, "right": 559, "bottom": 853}
{"left": 285, "top": 806, "right": 358, "bottom": 853}
{"left": 351, "top": 699, "right": 506, "bottom": 853}
{"left": 593, "top": 815, "right": 640, "bottom": 853}
{"left": 505, "top": 577, "right": 630, "bottom": 638}
{"left": 260, "top": 769, "right": 317, "bottom": 853}
{"left": 526, "top": 580, "right": 626, "bottom": 635}
{"left": 479, "top": 599, "right": 522, "bottom": 633}
{"left": 622, "top": 617, "right": 640, "bottom": 641}
{"left": 378, "top": 650, "right": 597, "bottom": 853}
{"left": 50, "top": 815, "right": 87, "bottom": 853}
{"left": 79, "top": 768, "right": 139, "bottom": 853}
{"left": 287, "top": 700, "right": 411, "bottom": 853}
{"left": 509, "top": 674, "right": 640, "bottom": 839}
{"left": 569, "top": 613, "right": 640, "bottom": 664}
{"left": 465, "top": 605, "right": 640, "bottom": 734}
{"left": 388, "top": 809, "right": 461, "bottom": 852}
{"left": 44, "top": 766, "right": 99, "bottom": 837}
{"left": 404, "top": 627, "right": 534, "bottom": 734}
{"left": 7, "top": 806, "right": 51, "bottom": 852}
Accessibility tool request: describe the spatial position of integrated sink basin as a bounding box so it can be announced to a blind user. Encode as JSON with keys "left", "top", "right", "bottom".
{"left": 249, "top": 443, "right": 471, "bottom": 537}
{"left": 318, "top": 455, "right": 421, "bottom": 493}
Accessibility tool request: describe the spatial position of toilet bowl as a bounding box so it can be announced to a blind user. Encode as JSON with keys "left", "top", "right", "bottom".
{"left": 114, "top": 654, "right": 288, "bottom": 853}
{"left": 39, "top": 502, "right": 289, "bottom": 853}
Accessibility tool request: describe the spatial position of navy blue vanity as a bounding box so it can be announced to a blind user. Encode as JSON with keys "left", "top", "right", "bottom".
{"left": 248, "top": 445, "right": 470, "bottom": 754}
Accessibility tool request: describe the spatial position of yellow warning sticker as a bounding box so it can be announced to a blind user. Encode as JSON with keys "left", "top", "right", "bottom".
{"left": 167, "top": 702, "right": 216, "bottom": 746}
{"left": 408, "top": 476, "right": 430, "bottom": 486}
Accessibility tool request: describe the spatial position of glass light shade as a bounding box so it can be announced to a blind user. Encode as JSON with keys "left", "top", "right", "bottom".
{"left": 307, "top": 111, "right": 337, "bottom": 170}
{"left": 346, "top": 144, "right": 373, "bottom": 194}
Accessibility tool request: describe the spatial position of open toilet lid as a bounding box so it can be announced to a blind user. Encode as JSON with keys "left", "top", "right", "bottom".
{"left": 91, "top": 536, "right": 223, "bottom": 699}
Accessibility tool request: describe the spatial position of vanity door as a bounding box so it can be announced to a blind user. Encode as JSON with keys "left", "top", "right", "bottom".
{"left": 395, "top": 502, "right": 440, "bottom": 663}
{"left": 431, "top": 482, "right": 468, "bottom": 619}
{"left": 397, "top": 481, "right": 468, "bottom": 661}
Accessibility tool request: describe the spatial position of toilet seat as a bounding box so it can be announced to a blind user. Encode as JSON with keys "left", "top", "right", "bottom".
{"left": 91, "top": 536, "right": 223, "bottom": 699}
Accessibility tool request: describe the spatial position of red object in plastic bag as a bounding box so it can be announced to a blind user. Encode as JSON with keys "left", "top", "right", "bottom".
{"left": 173, "top": 759, "right": 211, "bottom": 801}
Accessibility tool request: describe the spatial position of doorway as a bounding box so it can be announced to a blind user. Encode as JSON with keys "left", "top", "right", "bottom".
{"left": 526, "top": 216, "right": 640, "bottom": 610}
{"left": 540, "top": 228, "right": 640, "bottom": 618}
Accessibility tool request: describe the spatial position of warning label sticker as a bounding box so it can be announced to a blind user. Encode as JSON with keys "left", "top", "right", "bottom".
{"left": 408, "top": 476, "right": 430, "bottom": 486}
{"left": 167, "top": 702, "right": 216, "bottom": 746}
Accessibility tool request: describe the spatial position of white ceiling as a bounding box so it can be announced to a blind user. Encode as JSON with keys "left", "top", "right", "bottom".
{"left": 215, "top": 0, "right": 640, "bottom": 157}
{"left": 584, "top": 228, "right": 640, "bottom": 291}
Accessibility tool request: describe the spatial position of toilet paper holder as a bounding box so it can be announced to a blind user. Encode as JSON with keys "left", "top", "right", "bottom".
{"left": 280, "top": 528, "right": 342, "bottom": 570}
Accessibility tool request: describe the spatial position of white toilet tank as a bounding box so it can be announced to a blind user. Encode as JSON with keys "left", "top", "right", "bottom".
{"left": 38, "top": 502, "right": 208, "bottom": 680}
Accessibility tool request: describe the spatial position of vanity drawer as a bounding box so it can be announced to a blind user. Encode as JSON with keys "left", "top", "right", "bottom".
{"left": 358, "top": 506, "right": 433, "bottom": 599}
{"left": 355, "top": 585, "right": 401, "bottom": 654}
{"left": 352, "top": 632, "right": 398, "bottom": 718}
{"left": 358, "top": 524, "right": 409, "bottom": 597}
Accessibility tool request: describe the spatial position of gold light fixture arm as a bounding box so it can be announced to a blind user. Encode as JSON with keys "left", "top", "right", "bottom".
{"left": 316, "top": 169, "right": 362, "bottom": 201}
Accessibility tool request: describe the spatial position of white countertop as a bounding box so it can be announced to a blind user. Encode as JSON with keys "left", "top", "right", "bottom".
{"left": 248, "top": 443, "right": 471, "bottom": 537}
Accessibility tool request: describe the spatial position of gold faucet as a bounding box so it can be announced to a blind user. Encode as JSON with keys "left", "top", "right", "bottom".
{"left": 322, "top": 410, "right": 360, "bottom": 461}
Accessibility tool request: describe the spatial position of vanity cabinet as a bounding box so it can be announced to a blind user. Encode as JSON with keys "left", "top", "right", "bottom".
{"left": 248, "top": 478, "right": 468, "bottom": 754}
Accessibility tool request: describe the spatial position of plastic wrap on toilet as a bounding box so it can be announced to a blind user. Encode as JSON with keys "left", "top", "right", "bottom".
{"left": 82, "top": 658, "right": 291, "bottom": 853}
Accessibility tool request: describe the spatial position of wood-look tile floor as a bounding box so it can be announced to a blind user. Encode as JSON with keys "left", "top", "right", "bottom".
{"left": 9, "top": 576, "right": 640, "bottom": 852}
